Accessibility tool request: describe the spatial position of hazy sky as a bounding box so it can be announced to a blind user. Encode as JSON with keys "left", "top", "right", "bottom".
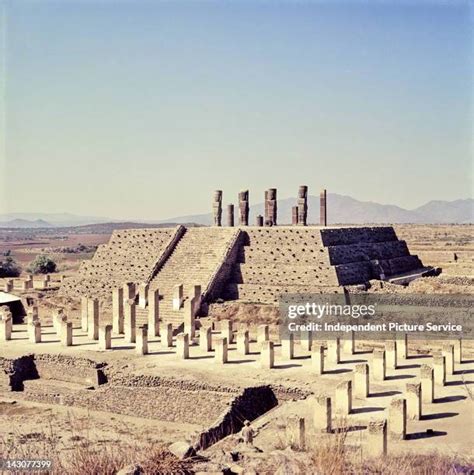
{"left": 1, "top": 1, "right": 472, "bottom": 220}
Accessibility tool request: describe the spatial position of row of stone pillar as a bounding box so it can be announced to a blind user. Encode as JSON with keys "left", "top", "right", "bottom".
{"left": 212, "top": 187, "right": 328, "bottom": 226}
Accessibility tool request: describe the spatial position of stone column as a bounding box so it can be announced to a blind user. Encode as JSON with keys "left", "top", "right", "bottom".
{"left": 81, "top": 296, "right": 88, "bottom": 331}
{"left": 215, "top": 337, "right": 228, "bottom": 363}
{"left": 287, "top": 417, "right": 305, "bottom": 450}
{"left": 281, "top": 334, "right": 294, "bottom": 359}
{"left": 124, "top": 299, "right": 136, "bottom": 343}
{"left": 314, "top": 396, "right": 332, "bottom": 433}
{"left": 87, "top": 299, "right": 99, "bottom": 340}
{"left": 172, "top": 284, "right": 184, "bottom": 311}
{"left": 161, "top": 322, "right": 173, "bottom": 347}
{"left": 27, "top": 306, "right": 39, "bottom": 325}
{"left": 300, "top": 330, "right": 312, "bottom": 352}
{"left": 61, "top": 321, "right": 73, "bottom": 346}
{"left": 420, "top": 364, "right": 434, "bottom": 403}
{"left": 176, "top": 333, "right": 189, "bottom": 359}
{"left": 236, "top": 328, "right": 250, "bottom": 355}
{"left": 344, "top": 330, "right": 355, "bottom": 355}
{"left": 136, "top": 325, "right": 148, "bottom": 355}
{"left": 146, "top": 288, "right": 160, "bottom": 338}
{"left": 372, "top": 349, "right": 386, "bottom": 381}
{"left": 257, "top": 325, "right": 269, "bottom": 345}
{"left": 238, "top": 190, "right": 249, "bottom": 226}
{"left": 291, "top": 206, "right": 299, "bottom": 225}
{"left": 406, "top": 383, "right": 422, "bottom": 420}
{"left": 0, "top": 313, "right": 12, "bottom": 341}
{"left": 28, "top": 321, "right": 42, "bottom": 343}
{"left": 335, "top": 380, "right": 352, "bottom": 415}
{"left": 433, "top": 355, "right": 446, "bottom": 386}
{"left": 297, "top": 185, "right": 308, "bottom": 226}
{"left": 396, "top": 332, "right": 408, "bottom": 359}
{"left": 99, "top": 325, "right": 112, "bottom": 350}
{"left": 220, "top": 319, "right": 233, "bottom": 344}
{"left": 138, "top": 283, "right": 149, "bottom": 309}
{"left": 367, "top": 420, "right": 387, "bottom": 458}
{"left": 320, "top": 189, "right": 327, "bottom": 226}
{"left": 200, "top": 325, "right": 212, "bottom": 352}
{"left": 227, "top": 204, "right": 234, "bottom": 227}
{"left": 311, "top": 344, "right": 324, "bottom": 375}
{"left": 265, "top": 188, "right": 277, "bottom": 226}
{"left": 183, "top": 300, "right": 196, "bottom": 339}
{"left": 354, "top": 363, "right": 369, "bottom": 398}
{"left": 3, "top": 279, "right": 13, "bottom": 292}
{"left": 327, "top": 338, "right": 341, "bottom": 364}
{"left": 123, "top": 282, "right": 136, "bottom": 301}
{"left": 454, "top": 338, "right": 462, "bottom": 364}
{"left": 260, "top": 341, "right": 275, "bottom": 369}
{"left": 385, "top": 341, "right": 397, "bottom": 370}
{"left": 213, "top": 190, "right": 223, "bottom": 226}
{"left": 256, "top": 215, "right": 264, "bottom": 227}
{"left": 112, "top": 288, "right": 124, "bottom": 334}
{"left": 442, "top": 344, "right": 455, "bottom": 375}
{"left": 389, "top": 398, "right": 406, "bottom": 440}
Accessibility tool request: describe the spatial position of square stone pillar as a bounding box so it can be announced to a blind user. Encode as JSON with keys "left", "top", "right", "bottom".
{"left": 420, "top": 364, "right": 434, "bottom": 403}
{"left": 124, "top": 299, "right": 136, "bottom": 343}
{"left": 3, "top": 279, "right": 13, "bottom": 292}
{"left": 281, "top": 334, "right": 294, "bottom": 360}
{"left": 396, "top": 332, "right": 408, "bottom": 359}
{"left": 286, "top": 417, "right": 305, "bottom": 450}
{"left": 27, "top": 306, "right": 39, "bottom": 325}
{"left": 311, "top": 344, "right": 324, "bottom": 375}
{"left": 327, "top": 338, "right": 341, "bottom": 365}
{"left": 60, "top": 321, "right": 73, "bottom": 347}
{"left": 367, "top": 420, "right": 387, "bottom": 458}
{"left": 172, "top": 284, "right": 184, "bottom": 311}
{"left": 176, "top": 333, "right": 190, "bottom": 359}
{"left": 344, "top": 331, "right": 355, "bottom": 355}
{"left": 199, "top": 325, "right": 212, "bottom": 352}
{"left": 314, "top": 396, "right": 332, "bottom": 433}
{"left": 372, "top": 349, "right": 386, "bottom": 381}
{"left": 138, "top": 283, "right": 149, "bottom": 309}
{"left": 300, "top": 330, "right": 312, "bottom": 351}
{"left": 433, "top": 355, "right": 446, "bottom": 386}
{"left": 0, "top": 313, "right": 12, "bottom": 341}
{"left": 454, "top": 338, "right": 462, "bottom": 364}
{"left": 335, "top": 380, "right": 352, "bottom": 415}
{"left": 406, "top": 383, "right": 422, "bottom": 420}
{"left": 388, "top": 398, "right": 406, "bottom": 440}
{"left": 354, "top": 363, "right": 369, "bottom": 398}
{"left": 148, "top": 288, "right": 160, "bottom": 337}
{"left": 160, "top": 323, "right": 173, "bottom": 347}
{"left": 87, "top": 299, "right": 99, "bottom": 340}
{"left": 28, "top": 321, "right": 42, "bottom": 343}
{"left": 260, "top": 341, "right": 275, "bottom": 369}
{"left": 183, "top": 300, "right": 196, "bottom": 339}
{"left": 99, "top": 325, "right": 112, "bottom": 350}
{"left": 214, "top": 337, "right": 228, "bottom": 364}
{"left": 385, "top": 341, "right": 397, "bottom": 370}
{"left": 53, "top": 309, "right": 66, "bottom": 334}
{"left": 112, "top": 287, "right": 124, "bottom": 334}
{"left": 257, "top": 324, "right": 269, "bottom": 345}
{"left": 442, "top": 344, "right": 455, "bottom": 375}
{"left": 81, "top": 296, "right": 88, "bottom": 331}
{"left": 123, "top": 282, "right": 136, "bottom": 301}
{"left": 136, "top": 325, "right": 148, "bottom": 355}
{"left": 220, "top": 319, "right": 233, "bottom": 344}
{"left": 236, "top": 328, "right": 249, "bottom": 355}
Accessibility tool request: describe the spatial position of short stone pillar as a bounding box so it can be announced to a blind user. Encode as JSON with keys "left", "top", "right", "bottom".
{"left": 385, "top": 341, "right": 397, "bottom": 370}
{"left": 354, "top": 363, "right": 370, "bottom": 398}
{"left": 335, "top": 380, "right": 352, "bottom": 415}
{"left": 311, "top": 344, "right": 324, "bottom": 375}
{"left": 454, "top": 338, "right": 462, "bottom": 364}
{"left": 265, "top": 188, "right": 277, "bottom": 226}
{"left": 87, "top": 299, "right": 99, "bottom": 340}
{"left": 183, "top": 300, "right": 196, "bottom": 339}
{"left": 176, "top": 333, "right": 190, "bottom": 359}
{"left": 148, "top": 288, "right": 160, "bottom": 337}
{"left": 199, "top": 325, "right": 212, "bottom": 352}
{"left": 327, "top": 337, "right": 341, "bottom": 364}
{"left": 420, "top": 364, "right": 434, "bottom": 403}
{"left": 214, "top": 337, "right": 228, "bottom": 364}
{"left": 406, "top": 383, "right": 422, "bottom": 420}
{"left": 372, "top": 349, "right": 386, "bottom": 381}
{"left": 433, "top": 355, "right": 446, "bottom": 386}
{"left": 220, "top": 319, "right": 233, "bottom": 344}
{"left": 320, "top": 188, "right": 327, "bottom": 226}
{"left": 3, "top": 279, "right": 13, "bottom": 292}
{"left": 238, "top": 190, "right": 249, "bottom": 226}
{"left": 297, "top": 185, "right": 308, "bottom": 226}
{"left": 396, "top": 332, "right": 408, "bottom": 359}
{"left": 123, "top": 282, "right": 136, "bottom": 301}
{"left": 314, "top": 396, "right": 332, "bottom": 433}
{"left": 172, "top": 284, "right": 184, "bottom": 311}
{"left": 291, "top": 206, "right": 299, "bottom": 225}
{"left": 227, "top": 204, "right": 234, "bottom": 227}
{"left": 53, "top": 309, "right": 66, "bottom": 333}
{"left": 367, "top": 420, "right": 387, "bottom": 458}
{"left": 343, "top": 331, "right": 355, "bottom": 355}
{"left": 99, "top": 325, "right": 112, "bottom": 350}
{"left": 81, "top": 296, "right": 88, "bottom": 331}
{"left": 136, "top": 325, "right": 148, "bottom": 355}
{"left": 160, "top": 323, "right": 173, "bottom": 347}
{"left": 236, "top": 328, "right": 250, "bottom": 355}
{"left": 27, "top": 306, "right": 39, "bottom": 325}
{"left": 112, "top": 287, "right": 124, "bottom": 334}
{"left": 28, "top": 321, "right": 41, "bottom": 343}
{"left": 287, "top": 417, "right": 305, "bottom": 450}
{"left": 388, "top": 398, "right": 406, "bottom": 440}
{"left": 190, "top": 285, "right": 202, "bottom": 314}
{"left": 257, "top": 324, "right": 269, "bottom": 345}
{"left": 300, "top": 330, "right": 312, "bottom": 351}
{"left": 124, "top": 299, "right": 136, "bottom": 343}
{"left": 1, "top": 313, "right": 13, "bottom": 341}
{"left": 260, "top": 341, "right": 275, "bottom": 369}
{"left": 442, "top": 344, "right": 455, "bottom": 375}
{"left": 281, "top": 334, "right": 295, "bottom": 360}
{"left": 138, "top": 283, "right": 149, "bottom": 309}
{"left": 213, "top": 190, "right": 223, "bottom": 226}
{"left": 256, "top": 215, "right": 264, "bottom": 227}
{"left": 60, "top": 321, "right": 73, "bottom": 347}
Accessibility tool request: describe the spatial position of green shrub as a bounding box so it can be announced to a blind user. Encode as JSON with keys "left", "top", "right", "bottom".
{"left": 27, "top": 254, "right": 57, "bottom": 274}
{"left": 0, "top": 256, "right": 21, "bottom": 277}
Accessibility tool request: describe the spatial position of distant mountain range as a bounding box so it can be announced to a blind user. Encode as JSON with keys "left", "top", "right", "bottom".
{"left": 0, "top": 195, "right": 472, "bottom": 228}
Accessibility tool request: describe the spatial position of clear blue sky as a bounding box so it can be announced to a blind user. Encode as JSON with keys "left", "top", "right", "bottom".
{"left": 1, "top": 0, "right": 472, "bottom": 220}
